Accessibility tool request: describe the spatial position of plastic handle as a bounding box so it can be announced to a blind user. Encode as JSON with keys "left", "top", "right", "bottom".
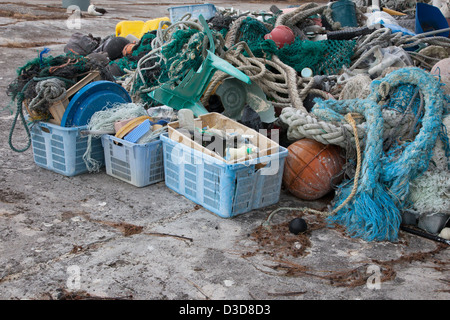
{"left": 39, "top": 122, "right": 51, "bottom": 134}
{"left": 206, "top": 51, "right": 251, "bottom": 84}
{"left": 199, "top": 14, "right": 251, "bottom": 84}
{"left": 198, "top": 15, "right": 215, "bottom": 53}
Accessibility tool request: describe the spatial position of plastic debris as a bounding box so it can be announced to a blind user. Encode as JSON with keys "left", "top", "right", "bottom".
{"left": 6, "top": 1, "right": 450, "bottom": 242}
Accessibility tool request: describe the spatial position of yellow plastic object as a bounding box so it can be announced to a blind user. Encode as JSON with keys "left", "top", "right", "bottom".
{"left": 382, "top": 7, "right": 406, "bottom": 16}
{"left": 115, "top": 116, "right": 153, "bottom": 139}
{"left": 139, "top": 17, "right": 170, "bottom": 37}
{"left": 115, "top": 17, "right": 170, "bottom": 39}
{"left": 116, "top": 20, "right": 144, "bottom": 38}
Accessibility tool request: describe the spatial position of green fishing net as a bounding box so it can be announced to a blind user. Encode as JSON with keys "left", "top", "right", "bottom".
{"left": 117, "top": 17, "right": 356, "bottom": 106}
{"left": 160, "top": 28, "right": 206, "bottom": 84}
{"left": 110, "top": 32, "right": 156, "bottom": 72}
{"left": 7, "top": 52, "right": 100, "bottom": 117}
{"left": 274, "top": 37, "right": 356, "bottom": 76}
{"left": 131, "top": 28, "right": 214, "bottom": 105}
{"left": 239, "top": 17, "right": 356, "bottom": 75}
{"left": 239, "top": 17, "right": 272, "bottom": 57}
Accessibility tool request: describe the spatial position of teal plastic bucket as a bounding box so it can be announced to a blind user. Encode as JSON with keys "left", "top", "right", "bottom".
{"left": 331, "top": 0, "right": 358, "bottom": 28}
{"left": 62, "top": 0, "right": 91, "bottom": 11}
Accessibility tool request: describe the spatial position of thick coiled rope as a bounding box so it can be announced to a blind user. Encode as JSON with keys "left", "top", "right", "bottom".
{"left": 279, "top": 105, "right": 416, "bottom": 151}
{"left": 28, "top": 78, "right": 67, "bottom": 113}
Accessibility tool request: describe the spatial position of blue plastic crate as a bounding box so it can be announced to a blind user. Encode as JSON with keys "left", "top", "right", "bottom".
{"left": 160, "top": 133, "right": 288, "bottom": 218}
{"left": 30, "top": 121, "right": 104, "bottom": 176}
{"left": 168, "top": 3, "right": 217, "bottom": 23}
{"left": 101, "top": 134, "right": 164, "bottom": 187}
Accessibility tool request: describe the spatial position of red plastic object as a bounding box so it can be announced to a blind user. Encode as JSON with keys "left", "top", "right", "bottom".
{"left": 264, "top": 25, "right": 295, "bottom": 48}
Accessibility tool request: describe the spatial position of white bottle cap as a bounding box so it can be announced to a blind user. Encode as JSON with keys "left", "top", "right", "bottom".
{"left": 301, "top": 68, "right": 313, "bottom": 78}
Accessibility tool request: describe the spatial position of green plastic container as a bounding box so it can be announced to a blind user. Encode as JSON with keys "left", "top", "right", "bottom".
{"left": 62, "top": 0, "right": 90, "bottom": 11}
{"left": 331, "top": 0, "right": 358, "bottom": 28}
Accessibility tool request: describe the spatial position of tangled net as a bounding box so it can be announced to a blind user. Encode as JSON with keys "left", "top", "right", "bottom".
{"left": 7, "top": 2, "right": 450, "bottom": 242}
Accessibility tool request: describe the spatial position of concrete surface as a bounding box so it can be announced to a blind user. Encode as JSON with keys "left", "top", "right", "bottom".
{"left": 0, "top": 1, "right": 449, "bottom": 302}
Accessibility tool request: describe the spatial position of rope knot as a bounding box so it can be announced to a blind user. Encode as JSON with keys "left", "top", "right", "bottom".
{"left": 35, "top": 78, "right": 67, "bottom": 103}
{"left": 28, "top": 78, "right": 67, "bottom": 115}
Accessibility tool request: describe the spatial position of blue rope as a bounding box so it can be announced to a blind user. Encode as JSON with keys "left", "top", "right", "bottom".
{"left": 440, "top": 95, "right": 450, "bottom": 170}
{"left": 313, "top": 67, "right": 445, "bottom": 242}
{"left": 438, "top": 122, "right": 450, "bottom": 170}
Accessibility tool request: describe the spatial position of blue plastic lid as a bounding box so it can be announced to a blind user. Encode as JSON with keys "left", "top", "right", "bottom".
{"left": 124, "top": 119, "right": 153, "bottom": 143}
{"left": 61, "top": 80, "right": 132, "bottom": 127}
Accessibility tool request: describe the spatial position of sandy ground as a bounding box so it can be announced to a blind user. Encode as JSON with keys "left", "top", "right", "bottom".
{"left": 0, "top": 0, "right": 448, "bottom": 303}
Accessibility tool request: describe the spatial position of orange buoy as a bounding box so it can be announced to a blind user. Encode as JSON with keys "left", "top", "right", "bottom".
{"left": 283, "top": 138, "right": 345, "bottom": 200}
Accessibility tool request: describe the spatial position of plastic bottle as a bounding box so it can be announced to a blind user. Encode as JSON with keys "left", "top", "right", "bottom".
{"left": 365, "top": 11, "right": 399, "bottom": 27}
{"left": 368, "top": 47, "right": 412, "bottom": 77}
{"left": 178, "top": 109, "right": 195, "bottom": 131}
{"left": 227, "top": 145, "right": 256, "bottom": 161}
